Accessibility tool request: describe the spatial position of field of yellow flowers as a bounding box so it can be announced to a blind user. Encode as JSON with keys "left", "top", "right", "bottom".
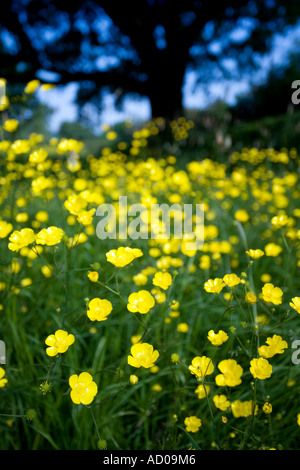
{"left": 1, "top": 80, "right": 300, "bottom": 451}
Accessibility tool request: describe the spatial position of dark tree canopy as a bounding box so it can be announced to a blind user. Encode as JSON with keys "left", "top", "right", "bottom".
{"left": 1, "top": 0, "right": 299, "bottom": 119}
{"left": 231, "top": 50, "right": 300, "bottom": 120}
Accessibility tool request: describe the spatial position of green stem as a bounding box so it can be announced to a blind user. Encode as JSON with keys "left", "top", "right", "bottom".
{"left": 96, "top": 280, "right": 126, "bottom": 303}
{"left": 203, "top": 380, "right": 221, "bottom": 450}
{"left": 90, "top": 407, "right": 101, "bottom": 441}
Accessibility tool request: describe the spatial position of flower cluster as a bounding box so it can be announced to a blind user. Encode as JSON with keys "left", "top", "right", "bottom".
{"left": 1, "top": 83, "right": 300, "bottom": 450}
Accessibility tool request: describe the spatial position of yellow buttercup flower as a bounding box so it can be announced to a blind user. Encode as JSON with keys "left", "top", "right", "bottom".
{"left": 152, "top": 383, "right": 162, "bottom": 392}
{"left": 9, "top": 261, "right": 20, "bottom": 274}
{"left": 215, "top": 359, "right": 243, "bottom": 387}
{"left": 106, "top": 247, "right": 141, "bottom": 267}
{"left": 87, "top": 298, "right": 113, "bottom": 322}
{"left": 245, "top": 292, "right": 257, "bottom": 304}
{"left": 246, "top": 249, "right": 264, "bottom": 259}
{"left": 40, "top": 83, "right": 55, "bottom": 91}
{"left": 184, "top": 416, "right": 202, "bottom": 433}
{"left": 0, "top": 84, "right": 9, "bottom": 111}
{"left": 256, "top": 346, "right": 273, "bottom": 359}
{"left": 261, "top": 283, "right": 283, "bottom": 305}
{"left": 129, "top": 374, "right": 139, "bottom": 385}
{"left": 264, "top": 243, "right": 282, "bottom": 257}
{"left": 0, "top": 220, "right": 13, "bottom": 238}
{"left": 152, "top": 271, "right": 172, "bottom": 290}
{"left": 35, "top": 211, "right": 49, "bottom": 223}
{"left": 69, "top": 372, "right": 98, "bottom": 405}
{"left": 231, "top": 400, "right": 258, "bottom": 418}
{"left": 24, "top": 79, "right": 40, "bottom": 93}
{"left": 68, "top": 232, "right": 87, "bottom": 247}
{"left": 87, "top": 271, "right": 99, "bottom": 282}
{"left": 250, "top": 357, "right": 272, "bottom": 380}
{"left": 195, "top": 384, "right": 210, "bottom": 399}
{"left": 3, "top": 119, "right": 18, "bottom": 132}
{"left": 261, "top": 273, "right": 271, "bottom": 283}
{"left": 177, "top": 322, "right": 189, "bottom": 333}
{"left": 130, "top": 248, "right": 143, "bottom": 259}
{"left": 199, "top": 254, "right": 211, "bottom": 270}
{"left": 204, "top": 278, "right": 225, "bottom": 294}
{"left": 45, "top": 330, "right": 75, "bottom": 357}
{"left": 169, "top": 310, "right": 180, "bottom": 318}
{"left": 14, "top": 197, "right": 27, "bottom": 209}
{"left": 207, "top": 330, "right": 229, "bottom": 346}
{"left": 21, "top": 277, "right": 32, "bottom": 287}
{"left": 64, "top": 194, "right": 87, "bottom": 215}
{"left": 262, "top": 402, "right": 272, "bottom": 414}
{"left": 0, "top": 368, "right": 7, "bottom": 388}
{"left": 77, "top": 208, "right": 96, "bottom": 226}
{"left": 128, "top": 343, "right": 159, "bottom": 369}
{"left": 151, "top": 288, "right": 166, "bottom": 304}
{"left": 127, "top": 290, "right": 155, "bottom": 314}
{"left": 271, "top": 214, "right": 289, "bottom": 228}
{"left": 31, "top": 175, "right": 54, "bottom": 194}
{"left": 189, "top": 356, "right": 214, "bottom": 379}
{"left": 234, "top": 209, "right": 249, "bottom": 223}
{"left": 106, "top": 131, "right": 117, "bottom": 140}
{"left": 131, "top": 334, "right": 142, "bottom": 345}
{"left": 290, "top": 297, "right": 300, "bottom": 314}
{"left": 223, "top": 273, "right": 241, "bottom": 287}
{"left": 258, "top": 334, "right": 288, "bottom": 358}
{"left": 133, "top": 272, "right": 148, "bottom": 286}
{"left": 0, "top": 99, "right": 9, "bottom": 113}
{"left": 29, "top": 148, "right": 48, "bottom": 164}
{"left": 170, "top": 300, "right": 180, "bottom": 310}
{"left": 58, "top": 137, "right": 83, "bottom": 154}
{"left": 171, "top": 353, "right": 180, "bottom": 364}
{"left": 36, "top": 226, "right": 64, "bottom": 246}
{"left": 41, "top": 264, "right": 53, "bottom": 278}
{"left": 8, "top": 228, "right": 35, "bottom": 252}
{"left": 213, "top": 394, "right": 231, "bottom": 411}
{"left": 11, "top": 139, "right": 30, "bottom": 154}
{"left": 15, "top": 212, "right": 29, "bottom": 223}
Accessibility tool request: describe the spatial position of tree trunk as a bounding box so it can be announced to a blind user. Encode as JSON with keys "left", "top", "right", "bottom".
{"left": 148, "top": 77, "right": 184, "bottom": 120}
{"left": 146, "top": 51, "right": 186, "bottom": 120}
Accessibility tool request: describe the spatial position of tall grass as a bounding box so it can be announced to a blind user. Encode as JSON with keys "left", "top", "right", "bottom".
{"left": 0, "top": 116, "right": 300, "bottom": 450}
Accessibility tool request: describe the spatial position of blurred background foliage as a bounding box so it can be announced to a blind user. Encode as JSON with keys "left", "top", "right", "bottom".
{"left": 1, "top": 0, "right": 300, "bottom": 161}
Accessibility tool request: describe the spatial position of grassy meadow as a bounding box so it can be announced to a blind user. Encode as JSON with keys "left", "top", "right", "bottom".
{"left": 1, "top": 82, "right": 300, "bottom": 450}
